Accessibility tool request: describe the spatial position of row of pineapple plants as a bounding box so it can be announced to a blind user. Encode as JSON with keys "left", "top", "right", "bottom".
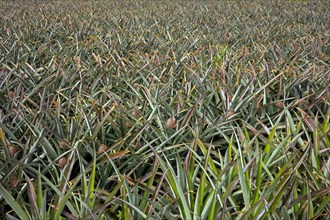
{"left": 0, "top": 0, "right": 329, "bottom": 219}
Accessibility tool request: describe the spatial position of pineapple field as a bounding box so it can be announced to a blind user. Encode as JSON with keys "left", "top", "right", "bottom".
{"left": 0, "top": 0, "right": 329, "bottom": 219}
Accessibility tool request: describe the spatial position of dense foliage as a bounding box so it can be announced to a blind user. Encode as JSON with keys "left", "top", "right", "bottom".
{"left": 0, "top": 0, "right": 329, "bottom": 219}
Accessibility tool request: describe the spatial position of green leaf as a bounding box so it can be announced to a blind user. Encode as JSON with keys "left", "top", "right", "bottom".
{"left": 0, "top": 183, "right": 30, "bottom": 220}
